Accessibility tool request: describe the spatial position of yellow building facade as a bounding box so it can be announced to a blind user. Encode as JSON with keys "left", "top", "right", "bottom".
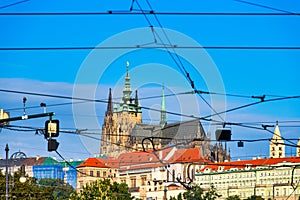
{"left": 196, "top": 157, "right": 300, "bottom": 200}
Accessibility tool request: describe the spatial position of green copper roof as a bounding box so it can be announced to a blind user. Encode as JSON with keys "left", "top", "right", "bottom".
{"left": 42, "top": 157, "right": 60, "bottom": 165}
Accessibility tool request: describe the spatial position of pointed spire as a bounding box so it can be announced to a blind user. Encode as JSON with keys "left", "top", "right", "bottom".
{"left": 106, "top": 88, "right": 113, "bottom": 116}
{"left": 160, "top": 86, "right": 167, "bottom": 128}
{"left": 270, "top": 121, "right": 285, "bottom": 158}
{"left": 123, "top": 61, "right": 132, "bottom": 100}
{"left": 272, "top": 121, "right": 282, "bottom": 140}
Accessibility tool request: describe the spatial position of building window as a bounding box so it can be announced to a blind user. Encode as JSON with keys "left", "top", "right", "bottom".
{"left": 279, "top": 147, "right": 282, "bottom": 151}
{"left": 141, "top": 176, "right": 147, "bottom": 186}
{"left": 97, "top": 171, "right": 100, "bottom": 177}
{"left": 130, "top": 177, "right": 136, "bottom": 188}
{"left": 103, "top": 171, "right": 106, "bottom": 177}
{"left": 90, "top": 170, "right": 94, "bottom": 176}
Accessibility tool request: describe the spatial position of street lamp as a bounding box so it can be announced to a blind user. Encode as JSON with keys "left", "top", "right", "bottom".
{"left": 19, "top": 176, "right": 26, "bottom": 183}
{"left": 19, "top": 165, "right": 26, "bottom": 183}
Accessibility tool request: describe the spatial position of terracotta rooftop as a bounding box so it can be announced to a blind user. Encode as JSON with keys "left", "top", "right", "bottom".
{"left": 200, "top": 157, "right": 300, "bottom": 172}
{"left": 77, "top": 157, "right": 118, "bottom": 168}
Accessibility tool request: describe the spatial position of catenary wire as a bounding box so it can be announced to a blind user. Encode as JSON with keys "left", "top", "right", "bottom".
{"left": 234, "top": 0, "right": 296, "bottom": 15}
{"left": 1, "top": 88, "right": 299, "bottom": 131}
{"left": 134, "top": 0, "right": 225, "bottom": 122}
{"left": 0, "top": 0, "right": 29, "bottom": 10}
{"left": 0, "top": 12, "right": 299, "bottom": 16}
{"left": 0, "top": 46, "right": 299, "bottom": 50}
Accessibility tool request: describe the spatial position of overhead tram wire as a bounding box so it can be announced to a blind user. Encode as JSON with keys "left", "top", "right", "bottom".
{"left": 0, "top": 0, "right": 29, "bottom": 10}
{"left": 234, "top": 0, "right": 297, "bottom": 15}
{"left": 1, "top": 88, "right": 299, "bottom": 118}
{"left": 1, "top": 88, "right": 299, "bottom": 147}
{"left": 202, "top": 95, "right": 300, "bottom": 119}
{"left": 202, "top": 95, "right": 300, "bottom": 146}
{"left": 0, "top": 46, "right": 299, "bottom": 51}
{"left": 0, "top": 12, "right": 299, "bottom": 16}
{"left": 144, "top": 0, "right": 224, "bottom": 122}
{"left": 134, "top": 0, "right": 225, "bottom": 122}
{"left": 2, "top": 123, "right": 300, "bottom": 149}
{"left": 2, "top": 89, "right": 291, "bottom": 114}
{"left": 1, "top": 88, "right": 300, "bottom": 127}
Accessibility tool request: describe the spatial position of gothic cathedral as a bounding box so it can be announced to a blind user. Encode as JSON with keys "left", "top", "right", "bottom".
{"left": 100, "top": 62, "right": 230, "bottom": 162}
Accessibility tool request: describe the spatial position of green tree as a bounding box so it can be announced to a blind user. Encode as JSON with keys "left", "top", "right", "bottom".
{"left": 183, "top": 184, "right": 204, "bottom": 200}
{"left": 70, "top": 179, "right": 133, "bottom": 200}
{"left": 203, "top": 185, "right": 221, "bottom": 200}
{"left": 177, "top": 193, "right": 183, "bottom": 200}
{"left": 226, "top": 195, "right": 241, "bottom": 200}
{"left": 0, "top": 169, "right": 72, "bottom": 199}
{"left": 0, "top": 169, "right": 54, "bottom": 199}
{"left": 38, "top": 178, "right": 75, "bottom": 199}
{"left": 182, "top": 184, "right": 220, "bottom": 200}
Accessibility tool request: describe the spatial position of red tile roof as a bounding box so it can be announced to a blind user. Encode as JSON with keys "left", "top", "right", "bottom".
{"left": 169, "top": 148, "right": 211, "bottom": 164}
{"left": 77, "top": 158, "right": 114, "bottom": 168}
{"left": 115, "top": 147, "right": 211, "bottom": 171}
{"left": 78, "top": 147, "right": 212, "bottom": 171}
{"left": 201, "top": 157, "right": 300, "bottom": 172}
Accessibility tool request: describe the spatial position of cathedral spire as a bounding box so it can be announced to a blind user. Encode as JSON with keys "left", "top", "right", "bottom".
{"left": 106, "top": 88, "right": 113, "bottom": 116}
{"left": 123, "top": 61, "right": 132, "bottom": 100}
{"left": 160, "top": 86, "right": 167, "bottom": 128}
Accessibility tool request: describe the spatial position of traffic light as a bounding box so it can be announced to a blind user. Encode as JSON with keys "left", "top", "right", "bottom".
{"left": 215, "top": 128, "right": 231, "bottom": 141}
{"left": 45, "top": 119, "right": 59, "bottom": 138}
{"left": 48, "top": 139, "right": 59, "bottom": 152}
{"left": 238, "top": 141, "right": 244, "bottom": 147}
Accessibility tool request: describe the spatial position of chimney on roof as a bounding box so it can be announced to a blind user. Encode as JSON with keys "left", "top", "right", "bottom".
{"left": 36, "top": 155, "right": 40, "bottom": 161}
{"left": 159, "top": 150, "right": 163, "bottom": 160}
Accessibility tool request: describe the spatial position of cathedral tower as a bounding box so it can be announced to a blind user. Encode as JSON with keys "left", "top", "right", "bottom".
{"left": 100, "top": 62, "right": 142, "bottom": 158}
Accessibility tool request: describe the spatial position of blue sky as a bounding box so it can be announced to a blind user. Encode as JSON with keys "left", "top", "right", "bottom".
{"left": 0, "top": 0, "right": 299, "bottom": 161}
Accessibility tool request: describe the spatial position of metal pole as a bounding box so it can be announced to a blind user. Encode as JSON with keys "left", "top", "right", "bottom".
{"left": 5, "top": 144, "right": 9, "bottom": 200}
{"left": 163, "top": 185, "right": 167, "bottom": 200}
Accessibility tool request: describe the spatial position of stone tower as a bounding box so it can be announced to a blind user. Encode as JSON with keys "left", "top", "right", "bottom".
{"left": 100, "top": 62, "right": 142, "bottom": 158}
{"left": 270, "top": 121, "right": 285, "bottom": 158}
